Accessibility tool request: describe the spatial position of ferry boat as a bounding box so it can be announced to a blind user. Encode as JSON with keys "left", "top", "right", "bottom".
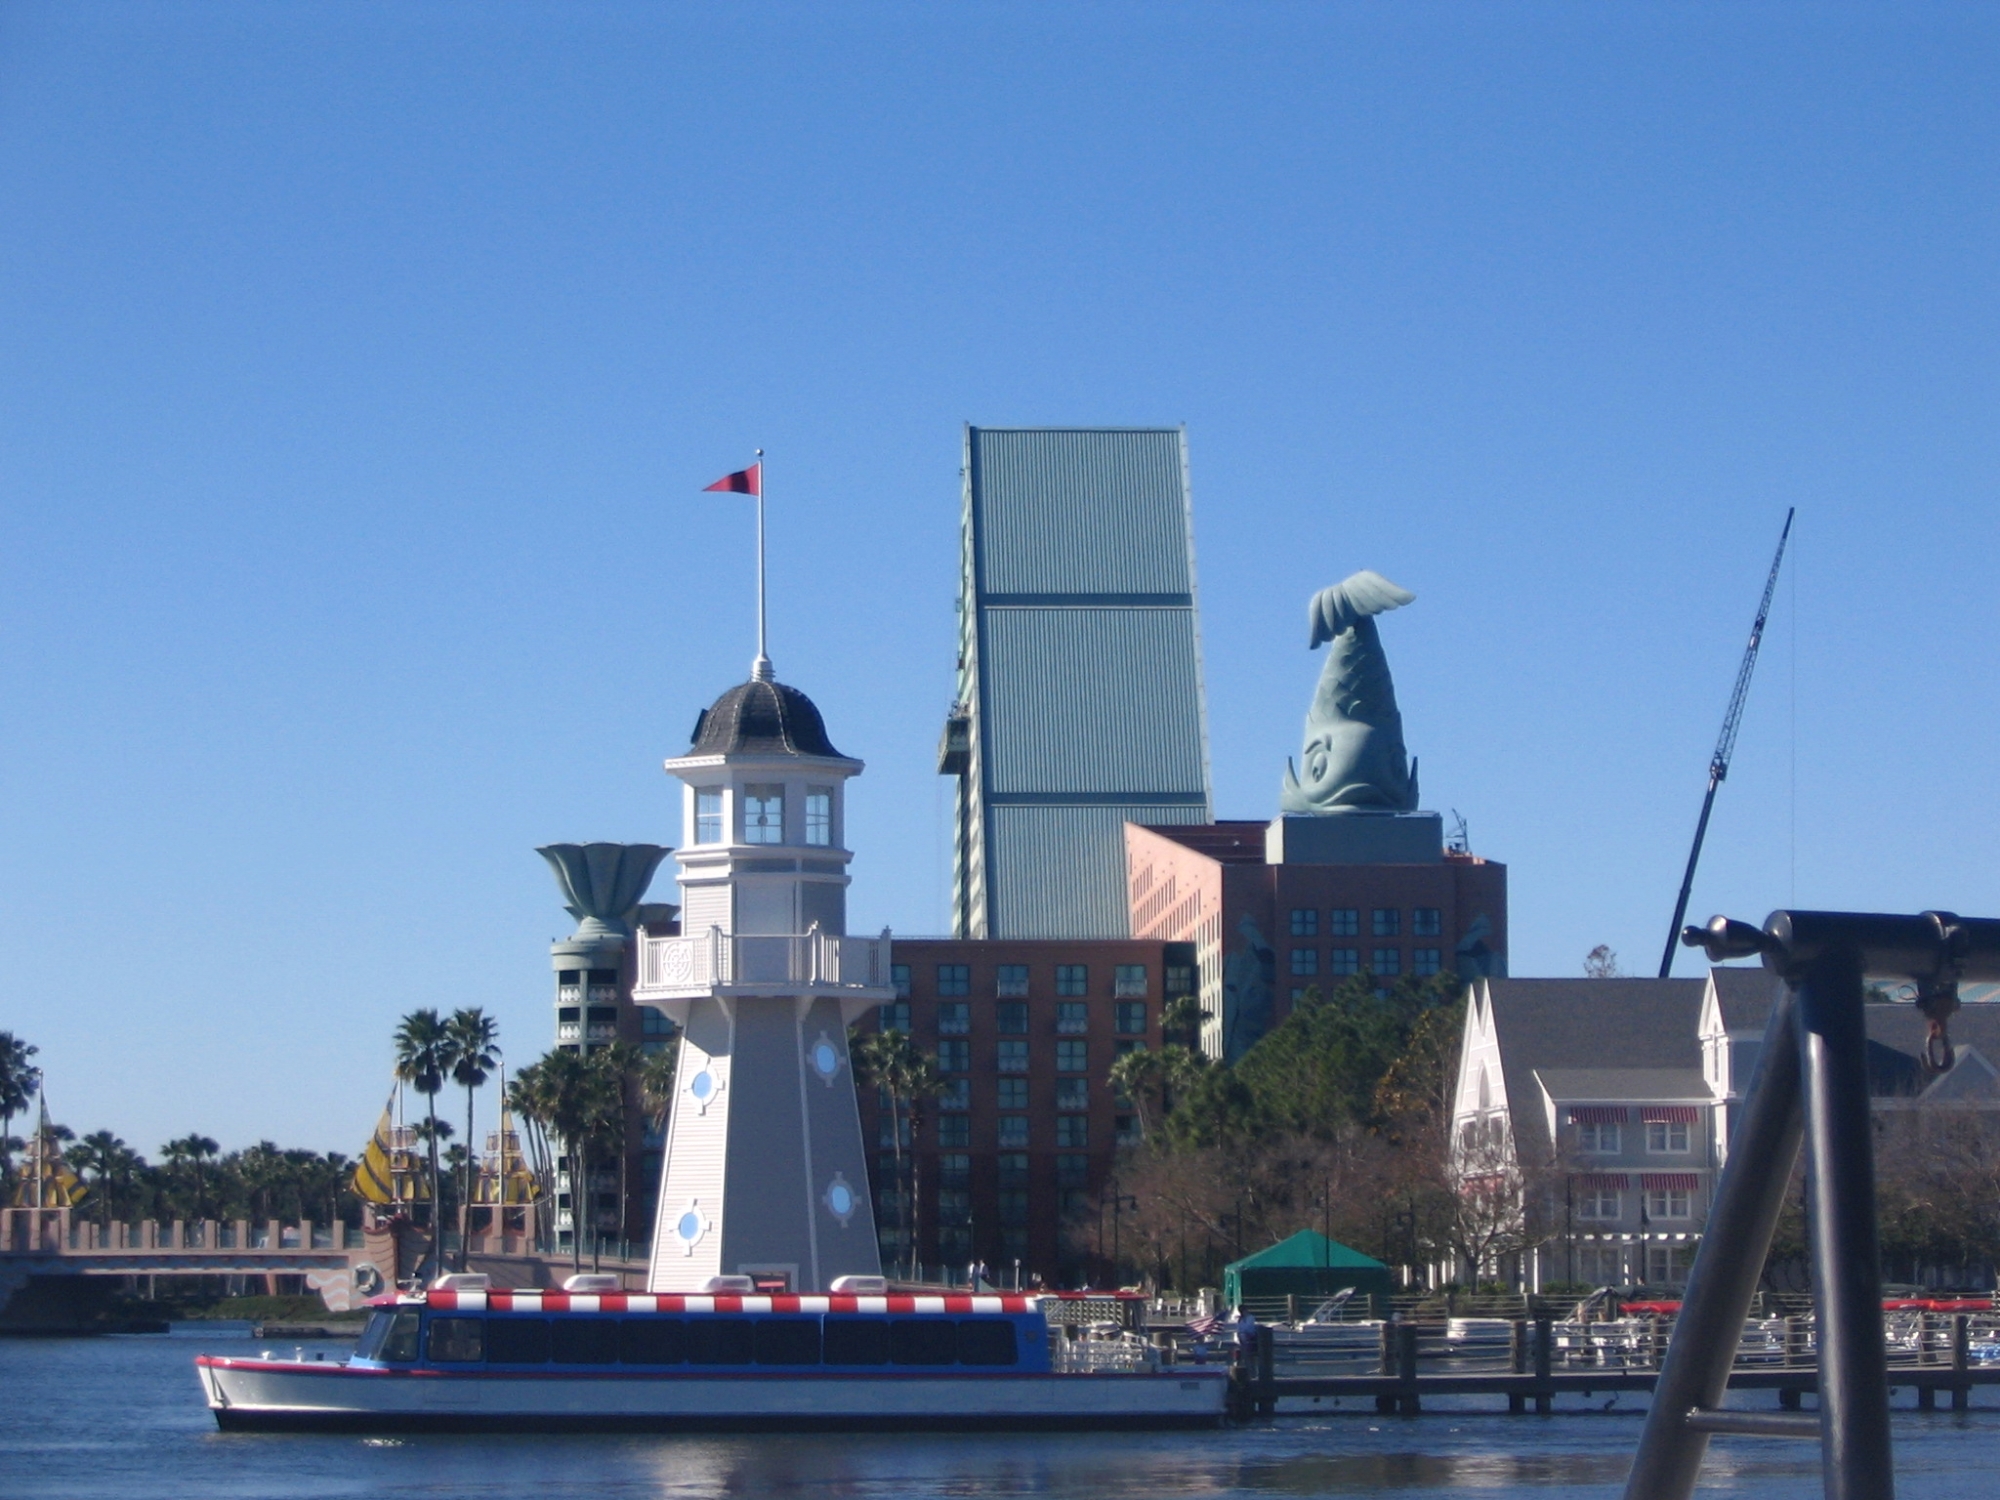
{"left": 195, "top": 1277, "right": 1232, "bottom": 1431}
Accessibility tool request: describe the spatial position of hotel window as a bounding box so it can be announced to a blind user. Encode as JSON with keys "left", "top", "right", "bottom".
{"left": 1329, "top": 908, "right": 1359, "bottom": 937}
{"left": 937, "top": 1154, "right": 972, "bottom": 1187}
{"left": 1290, "top": 948, "right": 1319, "bottom": 976}
{"left": 936, "top": 1115, "right": 970, "bottom": 1149}
{"left": 1646, "top": 1188, "right": 1691, "bottom": 1220}
{"left": 1055, "top": 1039, "right": 1088, "bottom": 1074}
{"left": 1055, "top": 1002, "right": 1088, "bottom": 1035}
{"left": 1056, "top": 965, "right": 1087, "bottom": 996}
{"left": 1165, "top": 963, "right": 1195, "bottom": 997}
{"left": 1289, "top": 908, "right": 1318, "bottom": 936}
{"left": 936, "top": 1002, "right": 970, "bottom": 1035}
{"left": 1647, "top": 1121, "right": 1690, "bottom": 1153}
{"left": 1577, "top": 1121, "right": 1621, "bottom": 1154}
{"left": 1290, "top": 987, "right": 1314, "bottom": 1004}
{"left": 804, "top": 789, "right": 832, "bottom": 846}
{"left": 998, "top": 1152, "right": 1029, "bottom": 1183}
{"left": 1413, "top": 907, "right": 1442, "bottom": 937}
{"left": 1057, "top": 1154, "right": 1089, "bottom": 1186}
{"left": 1371, "top": 948, "right": 1401, "bottom": 977}
{"left": 891, "top": 965, "right": 912, "bottom": 999}
{"left": 1576, "top": 1187, "right": 1620, "bottom": 1220}
{"left": 695, "top": 790, "right": 724, "bottom": 844}
{"left": 1114, "top": 1002, "right": 1147, "bottom": 1035}
{"left": 1413, "top": 949, "right": 1442, "bottom": 976}
{"left": 877, "top": 1002, "right": 909, "bottom": 1034}
{"left": 1329, "top": 949, "right": 1360, "bottom": 976}
{"left": 880, "top": 1115, "right": 911, "bottom": 1149}
{"left": 996, "top": 964, "right": 1029, "bottom": 998}
{"left": 997, "top": 1076, "right": 1028, "bottom": 1110}
{"left": 1056, "top": 1116, "right": 1088, "bottom": 1149}
{"left": 999, "top": 1189, "right": 1030, "bottom": 1225}
{"left": 998, "top": 1116, "right": 1029, "bottom": 1148}
{"left": 1645, "top": 1245, "right": 1690, "bottom": 1285}
{"left": 1055, "top": 1078, "right": 1089, "bottom": 1111}
{"left": 937, "top": 1078, "right": 969, "bottom": 1112}
{"left": 936, "top": 1040, "right": 969, "bottom": 1073}
{"left": 936, "top": 964, "right": 970, "bottom": 997}
{"left": 1116, "top": 1115, "right": 1140, "bottom": 1146}
{"left": 1372, "top": 908, "right": 1400, "bottom": 937}
{"left": 996, "top": 1002, "right": 1029, "bottom": 1035}
{"left": 1114, "top": 964, "right": 1147, "bottom": 998}
{"left": 744, "top": 786, "right": 784, "bottom": 844}
{"left": 997, "top": 1040, "right": 1029, "bottom": 1073}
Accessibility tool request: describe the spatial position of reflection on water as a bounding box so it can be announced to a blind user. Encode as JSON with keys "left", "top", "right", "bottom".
{"left": 2, "top": 1334, "right": 1995, "bottom": 1500}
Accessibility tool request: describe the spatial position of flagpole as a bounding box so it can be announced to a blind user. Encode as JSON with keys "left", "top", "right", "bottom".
{"left": 753, "top": 447, "right": 771, "bottom": 681}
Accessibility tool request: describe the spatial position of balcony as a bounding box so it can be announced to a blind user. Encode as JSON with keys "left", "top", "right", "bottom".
{"left": 634, "top": 927, "right": 895, "bottom": 1003}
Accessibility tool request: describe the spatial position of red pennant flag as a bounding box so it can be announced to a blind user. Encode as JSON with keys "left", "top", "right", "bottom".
{"left": 703, "top": 462, "right": 762, "bottom": 496}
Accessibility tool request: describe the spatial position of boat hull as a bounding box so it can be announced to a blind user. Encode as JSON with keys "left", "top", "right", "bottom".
{"left": 196, "top": 1357, "right": 1232, "bottom": 1432}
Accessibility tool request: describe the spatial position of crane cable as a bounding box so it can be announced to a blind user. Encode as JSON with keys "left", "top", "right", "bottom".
{"left": 1658, "top": 509, "right": 1795, "bottom": 979}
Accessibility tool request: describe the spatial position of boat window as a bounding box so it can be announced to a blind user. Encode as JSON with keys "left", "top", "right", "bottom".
{"left": 822, "top": 1318, "right": 889, "bottom": 1365}
{"left": 618, "top": 1318, "right": 686, "bottom": 1365}
{"left": 426, "top": 1316, "right": 485, "bottom": 1364}
{"left": 354, "top": 1310, "right": 395, "bottom": 1361}
{"left": 753, "top": 1320, "right": 822, "bottom": 1365}
{"left": 380, "top": 1310, "right": 423, "bottom": 1364}
{"left": 551, "top": 1317, "right": 621, "bottom": 1365}
{"left": 889, "top": 1318, "right": 957, "bottom": 1366}
{"left": 486, "top": 1318, "right": 552, "bottom": 1364}
{"left": 955, "top": 1319, "right": 1018, "bottom": 1366}
{"left": 685, "top": 1318, "right": 754, "bottom": 1365}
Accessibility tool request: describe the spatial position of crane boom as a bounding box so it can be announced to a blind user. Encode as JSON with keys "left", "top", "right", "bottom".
{"left": 1658, "top": 508, "right": 1795, "bottom": 979}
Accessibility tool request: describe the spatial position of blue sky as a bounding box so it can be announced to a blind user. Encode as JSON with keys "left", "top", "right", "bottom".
{"left": 1, "top": 3, "right": 1993, "bottom": 1155}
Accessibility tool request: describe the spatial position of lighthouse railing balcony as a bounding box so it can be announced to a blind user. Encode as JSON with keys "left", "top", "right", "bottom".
{"left": 634, "top": 925, "right": 894, "bottom": 998}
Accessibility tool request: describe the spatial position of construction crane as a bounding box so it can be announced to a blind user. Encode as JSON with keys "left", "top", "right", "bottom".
{"left": 1658, "top": 508, "right": 1795, "bottom": 978}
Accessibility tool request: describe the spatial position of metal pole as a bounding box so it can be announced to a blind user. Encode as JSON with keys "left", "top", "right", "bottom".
{"left": 1797, "top": 948, "right": 1894, "bottom": 1500}
{"left": 1623, "top": 983, "right": 1804, "bottom": 1500}
{"left": 752, "top": 449, "right": 770, "bottom": 681}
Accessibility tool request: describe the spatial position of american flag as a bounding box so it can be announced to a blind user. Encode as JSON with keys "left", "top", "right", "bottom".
{"left": 1184, "top": 1314, "right": 1222, "bottom": 1337}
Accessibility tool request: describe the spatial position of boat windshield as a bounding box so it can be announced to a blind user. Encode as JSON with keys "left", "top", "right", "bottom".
{"left": 355, "top": 1309, "right": 423, "bottom": 1363}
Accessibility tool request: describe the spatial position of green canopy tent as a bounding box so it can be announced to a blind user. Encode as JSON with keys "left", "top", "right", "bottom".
{"left": 1221, "top": 1230, "right": 1393, "bottom": 1312}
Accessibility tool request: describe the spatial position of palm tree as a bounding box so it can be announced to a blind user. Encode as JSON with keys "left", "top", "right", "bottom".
{"left": 442, "top": 1008, "right": 501, "bottom": 1270}
{"left": 70, "top": 1130, "right": 131, "bottom": 1229}
{"left": 851, "top": 1026, "right": 942, "bottom": 1280}
{"left": 537, "top": 1048, "right": 615, "bottom": 1271}
{"left": 505, "top": 1060, "right": 556, "bottom": 1250}
{"left": 162, "top": 1133, "right": 220, "bottom": 1219}
{"left": 0, "top": 1033, "right": 42, "bottom": 1191}
{"left": 393, "top": 1008, "right": 450, "bottom": 1276}
{"left": 591, "top": 1043, "right": 649, "bottom": 1260}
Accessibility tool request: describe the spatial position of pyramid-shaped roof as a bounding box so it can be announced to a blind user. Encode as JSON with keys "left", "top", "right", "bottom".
{"left": 1223, "top": 1229, "right": 1386, "bottom": 1273}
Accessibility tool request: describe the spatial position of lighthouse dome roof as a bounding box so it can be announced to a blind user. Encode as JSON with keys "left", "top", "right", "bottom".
{"left": 688, "top": 677, "right": 844, "bottom": 759}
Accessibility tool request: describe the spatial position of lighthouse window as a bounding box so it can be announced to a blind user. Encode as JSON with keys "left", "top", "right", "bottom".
{"left": 805, "top": 789, "right": 833, "bottom": 846}
{"left": 744, "top": 787, "right": 785, "bottom": 844}
{"left": 695, "top": 790, "right": 723, "bottom": 844}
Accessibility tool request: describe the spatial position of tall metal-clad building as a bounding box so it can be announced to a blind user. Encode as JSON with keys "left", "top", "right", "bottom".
{"left": 938, "top": 426, "right": 1214, "bottom": 938}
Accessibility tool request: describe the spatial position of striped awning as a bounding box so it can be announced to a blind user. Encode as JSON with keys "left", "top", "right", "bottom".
{"left": 1640, "top": 1106, "right": 1701, "bottom": 1123}
{"left": 1568, "top": 1106, "right": 1628, "bottom": 1124}
{"left": 1641, "top": 1173, "right": 1700, "bottom": 1191}
{"left": 1575, "top": 1173, "right": 1630, "bottom": 1190}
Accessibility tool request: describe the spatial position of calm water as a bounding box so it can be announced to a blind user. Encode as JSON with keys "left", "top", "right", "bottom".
{"left": 4, "top": 1327, "right": 1998, "bottom": 1500}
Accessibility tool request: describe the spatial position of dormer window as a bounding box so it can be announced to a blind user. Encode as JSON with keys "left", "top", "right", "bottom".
{"left": 744, "top": 786, "right": 784, "bottom": 844}
{"left": 696, "top": 790, "right": 723, "bottom": 844}
{"left": 805, "top": 789, "right": 832, "bottom": 846}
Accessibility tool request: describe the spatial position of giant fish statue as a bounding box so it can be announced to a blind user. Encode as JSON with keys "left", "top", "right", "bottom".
{"left": 1279, "top": 570, "right": 1420, "bottom": 814}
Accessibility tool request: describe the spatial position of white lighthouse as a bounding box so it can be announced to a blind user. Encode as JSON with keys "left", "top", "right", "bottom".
{"left": 631, "top": 671, "right": 893, "bottom": 1293}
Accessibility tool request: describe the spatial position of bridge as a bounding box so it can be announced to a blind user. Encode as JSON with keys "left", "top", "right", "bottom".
{"left": 0, "top": 1207, "right": 647, "bottom": 1326}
